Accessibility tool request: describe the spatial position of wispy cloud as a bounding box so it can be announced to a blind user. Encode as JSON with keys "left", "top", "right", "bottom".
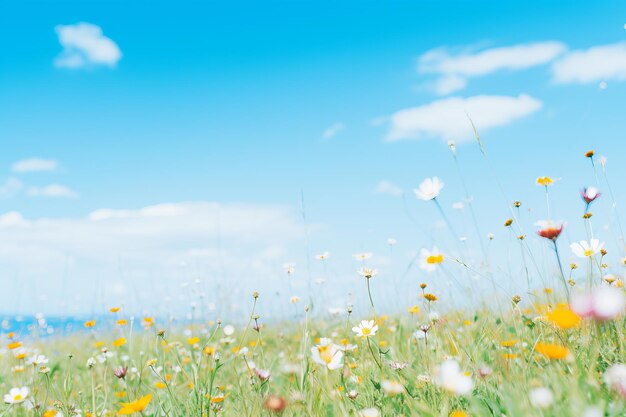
{"left": 419, "top": 42, "right": 567, "bottom": 94}
{"left": 11, "top": 158, "right": 58, "bottom": 173}
{"left": 54, "top": 22, "right": 122, "bottom": 69}
{"left": 0, "top": 202, "right": 313, "bottom": 314}
{"left": 385, "top": 94, "right": 542, "bottom": 142}
{"left": 322, "top": 122, "right": 345, "bottom": 139}
{"left": 27, "top": 184, "right": 78, "bottom": 199}
{"left": 374, "top": 180, "right": 403, "bottom": 196}
{"left": 552, "top": 41, "right": 626, "bottom": 84}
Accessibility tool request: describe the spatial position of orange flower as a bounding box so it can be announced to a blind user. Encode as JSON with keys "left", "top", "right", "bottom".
{"left": 110, "top": 307, "right": 121, "bottom": 313}
{"left": 500, "top": 340, "right": 518, "bottom": 348}
{"left": 547, "top": 306, "right": 581, "bottom": 329}
{"left": 7, "top": 341, "right": 22, "bottom": 350}
{"left": 113, "top": 337, "right": 127, "bottom": 347}
{"left": 118, "top": 394, "right": 152, "bottom": 414}
{"left": 535, "top": 342, "right": 569, "bottom": 360}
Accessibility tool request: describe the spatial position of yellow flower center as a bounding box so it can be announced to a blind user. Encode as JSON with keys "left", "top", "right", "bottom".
{"left": 426, "top": 254, "right": 443, "bottom": 264}
{"left": 361, "top": 327, "right": 371, "bottom": 335}
{"left": 14, "top": 394, "right": 22, "bottom": 401}
{"left": 584, "top": 249, "right": 593, "bottom": 257}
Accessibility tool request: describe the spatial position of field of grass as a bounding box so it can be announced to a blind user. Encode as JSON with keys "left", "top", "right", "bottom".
{"left": 2, "top": 150, "right": 626, "bottom": 417}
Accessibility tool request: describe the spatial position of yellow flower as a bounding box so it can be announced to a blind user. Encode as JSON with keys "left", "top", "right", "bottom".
{"left": 143, "top": 317, "right": 154, "bottom": 327}
{"left": 546, "top": 307, "right": 581, "bottom": 329}
{"left": 500, "top": 340, "right": 518, "bottom": 348}
{"left": 203, "top": 346, "right": 216, "bottom": 355}
{"left": 117, "top": 319, "right": 127, "bottom": 326}
{"left": 535, "top": 342, "right": 569, "bottom": 360}
{"left": 115, "top": 391, "right": 127, "bottom": 399}
{"left": 536, "top": 176, "right": 554, "bottom": 186}
{"left": 118, "top": 394, "right": 152, "bottom": 414}
{"left": 187, "top": 337, "right": 200, "bottom": 345}
{"left": 408, "top": 305, "right": 420, "bottom": 314}
{"left": 43, "top": 410, "right": 58, "bottom": 417}
{"left": 426, "top": 254, "right": 444, "bottom": 264}
{"left": 7, "top": 341, "right": 22, "bottom": 350}
{"left": 84, "top": 320, "right": 96, "bottom": 328}
{"left": 424, "top": 293, "right": 438, "bottom": 302}
{"left": 154, "top": 382, "right": 166, "bottom": 389}
{"left": 113, "top": 338, "right": 127, "bottom": 347}
{"left": 95, "top": 341, "right": 104, "bottom": 348}
{"left": 450, "top": 411, "right": 468, "bottom": 417}
{"left": 110, "top": 307, "right": 121, "bottom": 313}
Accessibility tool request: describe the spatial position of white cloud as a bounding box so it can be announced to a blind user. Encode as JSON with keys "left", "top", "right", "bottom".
{"left": 0, "top": 178, "right": 23, "bottom": 198}
{"left": 375, "top": 180, "right": 403, "bottom": 196}
{"left": 552, "top": 41, "right": 626, "bottom": 84}
{"left": 386, "top": 94, "right": 542, "bottom": 142}
{"left": 0, "top": 202, "right": 313, "bottom": 314}
{"left": 419, "top": 41, "right": 566, "bottom": 94}
{"left": 27, "top": 184, "right": 78, "bottom": 198}
{"left": 54, "top": 22, "right": 122, "bottom": 69}
{"left": 11, "top": 158, "right": 58, "bottom": 173}
{"left": 322, "top": 122, "right": 345, "bottom": 139}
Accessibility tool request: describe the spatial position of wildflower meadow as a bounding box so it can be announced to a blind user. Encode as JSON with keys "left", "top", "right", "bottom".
{"left": 4, "top": 2, "right": 626, "bottom": 416}
{"left": 2, "top": 144, "right": 626, "bottom": 417}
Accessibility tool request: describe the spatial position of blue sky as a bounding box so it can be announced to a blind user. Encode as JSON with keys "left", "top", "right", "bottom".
{"left": 1, "top": 0, "right": 626, "bottom": 318}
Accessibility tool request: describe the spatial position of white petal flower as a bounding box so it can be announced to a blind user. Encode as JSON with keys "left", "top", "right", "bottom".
{"left": 418, "top": 247, "right": 444, "bottom": 272}
{"left": 529, "top": 387, "right": 554, "bottom": 408}
{"left": 358, "top": 408, "right": 380, "bottom": 417}
{"left": 570, "top": 239, "right": 604, "bottom": 258}
{"left": 604, "top": 364, "right": 626, "bottom": 397}
{"left": 352, "top": 320, "right": 378, "bottom": 338}
{"left": 311, "top": 338, "right": 343, "bottom": 370}
{"left": 414, "top": 177, "right": 444, "bottom": 201}
{"left": 4, "top": 387, "right": 29, "bottom": 404}
{"left": 433, "top": 359, "right": 473, "bottom": 395}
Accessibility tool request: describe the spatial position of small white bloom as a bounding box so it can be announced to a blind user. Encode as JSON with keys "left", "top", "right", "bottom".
{"left": 353, "top": 252, "right": 373, "bottom": 261}
{"left": 315, "top": 252, "right": 330, "bottom": 260}
{"left": 529, "top": 387, "right": 554, "bottom": 408}
{"left": 418, "top": 247, "right": 444, "bottom": 272}
{"left": 352, "top": 320, "right": 378, "bottom": 338}
{"left": 387, "top": 238, "right": 397, "bottom": 246}
{"left": 604, "top": 363, "right": 626, "bottom": 397}
{"left": 310, "top": 338, "right": 343, "bottom": 370}
{"left": 4, "top": 387, "right": 29, "bottom": 404}
{"left": 223, "top": 325, "right": 235, "bottom": 336}
{"left": 381, "top": 380, "right": 405, "bottom": 395}
{"left": 570, "top": 239, "right": 604, "bottom": 258}
{"left": 358, "top": 408, "right": 380, "bottom": 417}
{"left": 357, "top": 267, "right": 378, "bottom": 279}
{"left": 414, "top": 177, "right": 444, "bottom": 201}
{"left": 433, "top": 359, "right": 473, "bottom": 395}
{"left": 26, "top": 354, "right": 48, "bottom": 366}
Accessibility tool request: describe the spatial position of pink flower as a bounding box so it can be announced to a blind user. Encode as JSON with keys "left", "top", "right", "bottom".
{"left": 581, "top": 187, "right": 601, "bottom": 204}
{"left": 571, "top": 286, "right": 625, "bottom": 321}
